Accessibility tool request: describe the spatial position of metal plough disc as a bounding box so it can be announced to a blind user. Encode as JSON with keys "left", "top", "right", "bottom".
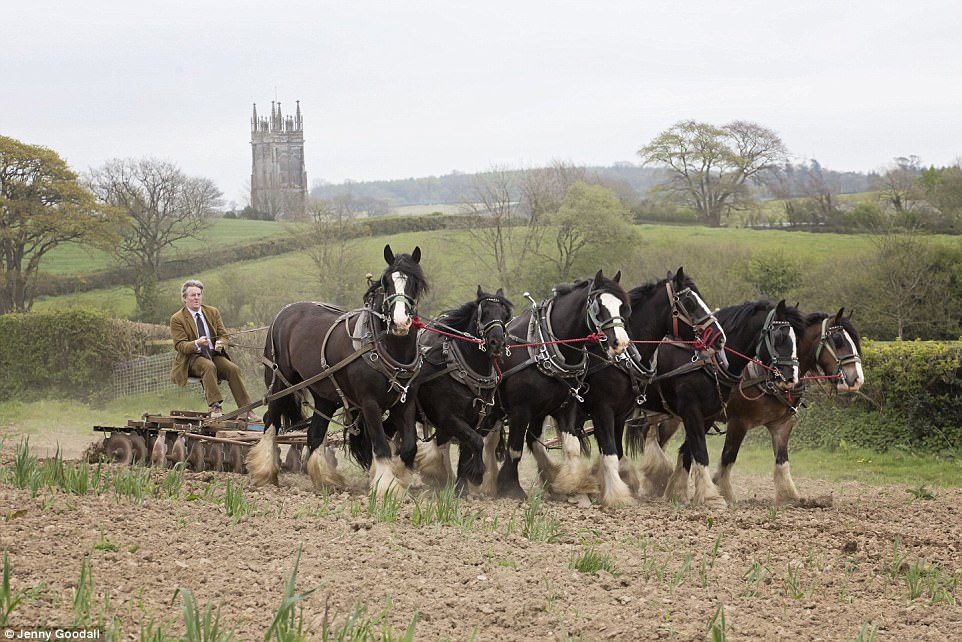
{"left": 128, "top": 433, "right": 148, "bottom": 464}
{"left": 186, "top": 441, "right": 205, "bottom": 472}
{"left": 205, "top": 443, "right": 224, "bottom": 472}
{"left": 226, "top": 443, "right": 246, "bottom": 473}
{"left": 104, "top": 434, "right": 133, "bottom": 465}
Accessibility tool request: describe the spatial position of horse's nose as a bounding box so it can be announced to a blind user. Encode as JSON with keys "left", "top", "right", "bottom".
{"left": 392, "top": 318, "right": 412, "bottom": 336}
{"left": 609, "top": 328, "right": 629, "bottom": 356}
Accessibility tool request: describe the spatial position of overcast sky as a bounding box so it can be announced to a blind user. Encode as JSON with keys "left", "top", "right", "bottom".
{"left": 6, "top": 1, "right": 961, "bottom": 207}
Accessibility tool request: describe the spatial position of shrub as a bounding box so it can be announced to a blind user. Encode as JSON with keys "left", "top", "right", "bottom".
{"left": 0, "top": 308, "right": 141, "bottom": 401}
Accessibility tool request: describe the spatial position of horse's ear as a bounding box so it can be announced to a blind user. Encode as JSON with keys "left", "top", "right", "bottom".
{"left": 477, "top": 284, "right": 484, "bottom": 297}
{"left": 594, "top": 269, "right": 605, "bottom": 287}
{"left": 613, "top": 270, "right": 622, "bottom": 284}
{"left": 412, "top": 246, "right": 422, "bottom": 263}
{"left": 776, "top": 299, "right": 787, "bottom": 313}
{"left": 384, "top": 244, "right": 395, "bottom": 265}
{"left": 835, "top": 307, "right": 845, "bottom": 321}
{"left": 674, "top": 267, "right": 685, "bottom": 286}
{"left": 496, "top": 287, "right": 504, "bottom": 297}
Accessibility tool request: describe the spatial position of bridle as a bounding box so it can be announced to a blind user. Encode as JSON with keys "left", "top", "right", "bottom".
{"left": 667, "top": 282, "right": 727, "bottom": 351}
{"left": 476, "top": 297, "right": 510, "bottom": 353}
{"left": 814, "top": 318, "right": 861, "bottom": 379}
{"left": 755, "top": 308, "right": 799, "bottom": 385}
{"left": 586, "top": 288, "right": 628, "bottom": 348}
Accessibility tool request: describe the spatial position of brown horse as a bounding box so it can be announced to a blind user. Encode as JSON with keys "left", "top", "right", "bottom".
{"left": 642, "top": 308, "right": 862, "bottom": 506}
{"left": 247, "top": 245, "right": 427, "bottom": 498}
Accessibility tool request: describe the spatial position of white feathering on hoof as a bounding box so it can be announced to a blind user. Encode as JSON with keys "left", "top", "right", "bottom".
{"left": 639, "top": 430, "right": 673, "bottom": 497}
{"left": 691, "top": 463, "right": 727, "bottom": 510}
{"left": 619, "top": 457, "right": 641, "bottom": 496}
{"left": 665, "top": 452, "right": 689, "bottom": 504}
{"left": 774, "top": 462, "right": 801, "bottom": 505}
{"left": 552, "top": 432, "right": 598, "bottom": 496}
{"left": 415, "top": 439, "right": 451, "bottom": 489}
{"left": 478, "top": 429, "right": 501, "bottom": 497}
{"left": 246, "top": 427, "right": 279, "bottom": 486}
{"left": 713, "top": 464, "right": 736, "bottom": 505}
{"left": 307, "top": 447, "right": 346, "bottom": 490}
{"left": 369, "top": 456, "right": 408, "bottom": 499}
{"left": 530, "top": 440, "right": 560, "bottom": 486}
{"left": 597, "top": 454, "right": 636, "bottom": 507}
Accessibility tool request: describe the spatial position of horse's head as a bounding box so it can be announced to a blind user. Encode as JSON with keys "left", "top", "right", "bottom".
{"left": 755, "top": 300, "right": 803, "bottom": 391}
{"left": 378, "top": 244, "right": 427, "bottom": 336}
{"left": 587, "top": 270, "right": 631, "bottom": 357}
{"left": 474, "top": 285, "right": 513, "bottom": 358}
{"left": 669, "top": 267, "right": 727, "bottom": 355}
{"left": 814, "top": 308, "right": 864, "bottom": 392}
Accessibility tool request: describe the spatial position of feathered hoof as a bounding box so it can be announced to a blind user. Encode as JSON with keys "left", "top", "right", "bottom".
{"left": 246, "top": 427, "right": 279, "bottom": 487}
{"left": 307, "top": 447, "right": 346, "bottom": 490}
{"left": 415, "top": 440, "right": 451, "bottom": 489}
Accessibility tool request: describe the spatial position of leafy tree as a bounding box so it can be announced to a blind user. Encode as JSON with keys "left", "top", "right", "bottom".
{"left": 302, "top": 198, "right": 367, "bottom": 307}
{"left": 0, "top": 136, "right": 121, "bottom": 313}
{"left": 741, "top": 252, "right": 801, "bottom": 300}
{"left": 540, "top": 182, "right": 633, "bottom": 281}
{"left": 637, "top": 120, "right": 788, "bottom": 227}
{"left": 86, "top": 158, "right": 221, "bottom": 321}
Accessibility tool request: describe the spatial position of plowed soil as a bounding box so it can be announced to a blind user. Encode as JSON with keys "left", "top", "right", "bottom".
{"left": 1, "top": 432, "right": 960, "bottom": 641}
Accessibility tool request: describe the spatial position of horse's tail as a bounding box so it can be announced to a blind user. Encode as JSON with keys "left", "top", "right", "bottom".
{"left": 347, "top": 411, "right": 374, "bottom": 470}
{"left": 624, "top": 411, "right": 649, "bottom": 458}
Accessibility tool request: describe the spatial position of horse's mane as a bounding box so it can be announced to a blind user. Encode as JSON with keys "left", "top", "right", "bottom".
{"left": 627, "top": 273, "right": 697, "bottom": 308}
{"left": 364, "top": 252, "right": 429, "bottom": 299}
{"left": 556, "top": 275, "right": 629, "bottom": 304}
{"left": 437, "top": 290, "right": 513, "bottom": 332}
{"left": 719, "top": 300, "right": 806, "bottom": 339}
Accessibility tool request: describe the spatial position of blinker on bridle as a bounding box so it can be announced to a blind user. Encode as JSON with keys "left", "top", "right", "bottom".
{"left": 586, "top": 289, "right": 627, "bottom": 344}
{"left": 756, "top": 308, "right": 798, "bottom": 383}
{"left": 475, "top": 297, "right": 509, "bottom": 353}
{"left": 815, "top": 319, "right": 861, "bottom": 377}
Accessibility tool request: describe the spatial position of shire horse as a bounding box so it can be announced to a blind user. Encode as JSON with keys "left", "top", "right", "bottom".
{"left": 535, "top": 268, "right": 728, "bottom": 506}
{"left": 491, "top": 270, "right": 631, "bottom": 500}
{"left": 247, "top": 245, "right": 427, "bottom": 498}
{"left": 705, "top": 308, "right": 863, "bottom": 505}
{"left": 412, "top": 286, "right": 513, "bottom": 493}
{"left": 630, "top": 299, "right": 805, "bottom": 509}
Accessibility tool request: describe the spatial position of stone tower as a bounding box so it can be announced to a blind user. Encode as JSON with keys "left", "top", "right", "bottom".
{"left": 250, "top": 100, "right": 307, "bottom": 219}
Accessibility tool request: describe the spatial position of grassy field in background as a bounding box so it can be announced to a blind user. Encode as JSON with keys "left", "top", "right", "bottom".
{"left": 33, "top": 223, "right": 891, "bottom": 319}
{"left": 37, "top": 218, "right": 291, "bottom": 275}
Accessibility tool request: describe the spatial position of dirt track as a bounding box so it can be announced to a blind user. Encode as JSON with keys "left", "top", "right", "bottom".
{"left": 1, "top": 433, "right": 961, "bottom": 641}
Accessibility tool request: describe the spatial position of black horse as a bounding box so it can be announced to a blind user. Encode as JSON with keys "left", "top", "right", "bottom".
{"left": 709, "top": 308, "right": 863, "bottom": 505}
{"left": 247, "top": 244, "right": 428, "bottom": 498}
{"left": 540, "top": 268, "right": 728, "bottom": 506}
{"left": 413, "top": 286, "right": 513, "bottom": 494}
{"left": 630, "top": 299, "right": 805, "bottom": 509}
{"left": 491, "top": 270, "right": 631, "bottom": 500}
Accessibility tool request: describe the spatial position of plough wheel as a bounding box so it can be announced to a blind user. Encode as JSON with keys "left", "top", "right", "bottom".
{"left": 226, "top": 443, "right": 246, "bottom": 473}
{"left": 129, "top": 433, "right": 147, "bottom": 464}
{"left": 186, "top": 441, "right": 205, "bottom": 472}
{"left": 104, "top": 434, "right": 133, "bottom": 465}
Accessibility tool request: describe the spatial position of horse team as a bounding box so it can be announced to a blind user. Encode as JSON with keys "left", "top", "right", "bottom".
{"left": 246, "top": 244, "right": 864, "bottom": 509}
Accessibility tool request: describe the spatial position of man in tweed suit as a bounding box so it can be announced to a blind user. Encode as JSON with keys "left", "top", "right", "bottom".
{"left": 170, "top": 279, "right": 258, "bottom": 420}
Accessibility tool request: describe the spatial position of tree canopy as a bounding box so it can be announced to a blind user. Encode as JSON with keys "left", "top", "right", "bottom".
{"left": 638, "top": 120, "right": 787, "bottom": 227}
{"left": 86, "top": 158, "right": 221, "bottom": 321}
{"left": 0, "top": 136, "right": 121, "bottom": 313}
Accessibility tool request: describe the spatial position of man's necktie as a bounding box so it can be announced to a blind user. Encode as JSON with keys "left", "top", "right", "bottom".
{"left": 195, "top": 312, "right": 213, "bottom": 360}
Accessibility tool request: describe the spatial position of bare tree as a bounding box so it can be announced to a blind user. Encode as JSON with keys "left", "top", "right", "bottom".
{"left": 876, "top": 155, "right": 921, "bottom": 214}
{"left": 460, "top": 167, "right": 520, "bottom": 291}
{"left": 638, "top": 120, "right": 788, "bottom": 227}
{"left": 302, "top": 198, "right": 365, "bottom": 306}
{"left": 86, "top": 158, "right": 221, "bottom": 320}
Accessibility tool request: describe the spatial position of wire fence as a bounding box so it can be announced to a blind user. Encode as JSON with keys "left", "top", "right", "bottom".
{"left": 110, "top": 327, "right": 268, "bottom": 399}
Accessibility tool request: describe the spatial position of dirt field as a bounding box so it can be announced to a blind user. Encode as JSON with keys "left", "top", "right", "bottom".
{"left": 1, "top": 430, "right": 961, "bottom": 641}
